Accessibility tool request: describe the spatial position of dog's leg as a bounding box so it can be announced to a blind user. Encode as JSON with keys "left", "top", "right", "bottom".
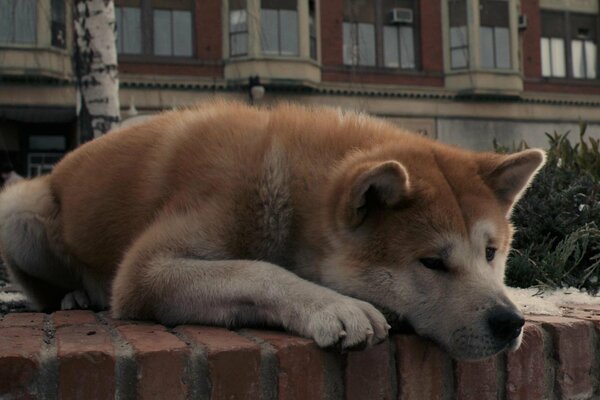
{"left": 111, "top": 215, "right": 389, "bottom": 349}
{"left": 0, "top": 178, "right": 79, "bottom": 310}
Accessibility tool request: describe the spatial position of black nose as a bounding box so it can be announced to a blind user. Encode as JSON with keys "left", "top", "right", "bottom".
{"left": 487, "top": 307, "right": 525, "bottom": 342}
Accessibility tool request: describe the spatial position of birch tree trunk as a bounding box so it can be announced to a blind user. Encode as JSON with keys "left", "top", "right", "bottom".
{"left": 73, "top": 0, "right": 120, "bottom": 143}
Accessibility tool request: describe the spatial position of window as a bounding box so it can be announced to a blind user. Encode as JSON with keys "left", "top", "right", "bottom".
{"left": 343, "top": 1, "right": 376, "bottom": 66}
{"left": 382, "top": 0, "right": 416, "bottom": 69}
{"left": 541, "top": 12, "right": 566, "bottom": 77}
{"left": 309, "top": 0, "right": 317, "bottom": 60}
{"left": 153, "top": 9, "right": 192, "bottom": 56}
{"left": 230, "top": 0, "right": 248, "bottom": 56}
{"left": 51, "top": 0, "right": 66, "bottom": 48}
{"left": 0, "top": 0, "right": 36, "bottom": 44}
{"left": 570, "top": 14, "right": 596, "bottom": 79}
{"left": 479, "top": 0, "right": 510, "bottom": 69}
{"left": 541, "top": 11, "right": 597, "bottom": 79}
{"left": 115, "top": 2, "right": 142, "bottom": 54}
{"left": 261, "top": 0, "right": 298, "bottom": 56}
{"left": 448, "top": 0, "right": 468, "bottom": 69}
{"left": 115, "top": 0, "right": 193, "bottom": 57}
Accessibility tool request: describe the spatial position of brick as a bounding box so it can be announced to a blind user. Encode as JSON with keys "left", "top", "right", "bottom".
{"left": 177, "top": 326, "right": 261, "bottom": 399}
{"left": 117, "top": 324, "right": 190, "bottom": 400}
{"left": 249, "top": 330, "right": 328, "bottom": 400}
{"left": 521, "top": 0, "right": 541, "bottom": 78}
{"left": 536, "top": 317, "right": 595, "bottom": 400}
{"left": 345, "top": 339, "right": 393, "bottom": 400}
{"left": 56, "top": 324, "right": 115, "bottom": 400}
{"left": 0, "top": 313, "right": 45, "bottom": 328}
{"left": 320, "top": 0, "right": 343, "bottom": 66}
{"left": 197, "top": 0, "right": 222, "bottom": 61}
{"left": 420, "top": 1, "right": 443, "bottom": 72}
{"left": 0, "top": 326, "right": 45, "bottom": 398}
{"left": 506, "top": 323, "right": 546, "bottom": 400}
{"left": 52, "top": 310, "right": 97, "bottom": 327}
{"left": 455, "top": 356, "right": 498, "bottom": 400}
{"left": 396, "top": 335, "right": 448, "bottom": 400}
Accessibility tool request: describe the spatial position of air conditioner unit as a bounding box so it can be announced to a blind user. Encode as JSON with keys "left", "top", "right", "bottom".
{"left": 390, "top": 8, "right": 413, "bottom": 24}
{"left": 518, "top": 14, "right": 528, "bottom": 30}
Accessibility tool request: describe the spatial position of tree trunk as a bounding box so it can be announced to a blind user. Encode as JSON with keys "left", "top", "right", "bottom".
{"left": 73, "top": 0, "right": 120, "bottom": 143}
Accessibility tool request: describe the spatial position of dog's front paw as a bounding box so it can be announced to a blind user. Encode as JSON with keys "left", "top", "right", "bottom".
{"left": 306, "top": 298, "right": 390, "bottom": 350}
{"left": 60, "top": 289, "right": 91, "bottom": 310}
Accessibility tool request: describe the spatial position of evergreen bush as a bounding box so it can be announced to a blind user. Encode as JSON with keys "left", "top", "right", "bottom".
{"left": 497, "top": 123, "right": 600, "bottom": 294}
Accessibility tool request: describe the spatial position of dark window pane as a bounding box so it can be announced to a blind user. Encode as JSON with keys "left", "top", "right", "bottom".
{"left": 451, "top": 48, "right": 468, "bottom": 68}
{"left": 570, "top": 14, "right": 596, "bottom": 40}
{"left": 280, "top": 9, "right": 298, "bottom": 55}
{"left": 343, "top": 22, "right": 354, "bottom": 64}
{"left": 357, "top": 22, "right": 375, "bottom": 65}
{"left": 231, "top": 32, "right": 248, "bottom": 55}
{"left": 383, "top": 26, "right": 399, "bottom": 67}
{"left": 585, "top": 40, "right": 596, "bottom": 78}
{"left": 480, "top": 26, "right": 495, "bottom": 68}
{"left": 230, "top": 9, "right": 247, "bottom": 32}
{"left": 344, "top": 0, "right": 375, "bottom": 23}
{"left": 261, "top": 9, "right": 279, "bottom": 54}
{"left": 51, "top": 0, "right": 65, "bottom": 23}
{"left": 448, "top": 0, "right": 468, "bottom": 69}
{"left": 262, "top": 0, "right": 296, "bottom": 10}
{"left": 152, "top": 0, "right": 192, "bottom": 10}
{"left": 399, "top": 26, "right": 414, "bottom": 68}
{"left": 230, "top": 0, "right": 246, "bottom": 10}
{"left": 480, "top": 0, "right": 509, "bottom": 27}
{"left": 552, "top": 38, "right": 566, "bottom": 77}
{"left": 541, "top": 11, "right": 565, "bottom": 37}
{"left": 29, "top": 136, "right": 66, "bottom": 151}
{"left": 153, "top": 9, "right": 172, "bottom": 55}
{"left": 0, "top": 0, "right": 15, "bottom": 42}
{"left": 14, "top": 0, "right": 36, "bottom": 43}
{"left": 572, "top": 39, "right": 585, "bottom": 78}
{"left": 495, "top": 26, "right": 510, "bottom": 68}
{"left": 448, "top": 0, "right": 467, "bottom": 27}
{"left": 173, "top": 10, "right": 192, "bottom": 56}
{"left": 122, "top": 7, "right": 142, "bottom": 54}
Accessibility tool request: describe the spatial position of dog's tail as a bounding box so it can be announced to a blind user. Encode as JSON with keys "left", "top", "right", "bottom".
{"left": 0, "top": 177, "right": 75, "bottom": 310}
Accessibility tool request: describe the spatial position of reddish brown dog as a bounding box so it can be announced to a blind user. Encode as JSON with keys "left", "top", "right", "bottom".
{"left": 0, "top": 101, "right": 545, "bottom": 359}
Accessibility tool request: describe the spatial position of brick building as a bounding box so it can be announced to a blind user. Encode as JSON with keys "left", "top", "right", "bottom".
{"left": 0, "top": 0, "right": 599, "bottom": 176}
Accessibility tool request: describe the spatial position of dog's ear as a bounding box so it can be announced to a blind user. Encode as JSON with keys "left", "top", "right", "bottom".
{"left": 480, "top": 149, "right": 546, "bottom": 215}
{"left": 344, "top": 160, "right": 410, "bottom": 228}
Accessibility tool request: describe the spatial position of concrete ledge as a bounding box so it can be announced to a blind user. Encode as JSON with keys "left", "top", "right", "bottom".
{"left": 0, "top": 311, "right": 599, "bottom": 399}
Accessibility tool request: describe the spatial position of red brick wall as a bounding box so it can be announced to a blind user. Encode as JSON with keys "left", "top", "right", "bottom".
{"left": 521, "top": 0, "right": 542, "bottom": 79}
{"left": 320, "top": 0, "right": 344, "bottom": 67}
{"left": 420, "top": 0, "right": 444, "bottom": 73}
{"left": 196, "top": 0, "right": 222, "bottom": 62}
{"left": 1, "top": 310, "right": 599, "bottom": 399}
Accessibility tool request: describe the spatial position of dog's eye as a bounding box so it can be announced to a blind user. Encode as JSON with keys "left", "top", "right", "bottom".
{"left": 419, "top": 258, "right": 448, "bottom": 272}
{"left": 485, "top": 247, "right": 496, "bottom": 262}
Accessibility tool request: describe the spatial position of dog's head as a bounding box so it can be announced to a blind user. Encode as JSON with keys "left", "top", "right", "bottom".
{"left": 322, "top": 140, "right": 545, "bottom": 360}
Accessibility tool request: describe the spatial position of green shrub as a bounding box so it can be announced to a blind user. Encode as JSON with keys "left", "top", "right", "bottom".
{"left": 498, "top": 123, "right": 600, "bottom": 294}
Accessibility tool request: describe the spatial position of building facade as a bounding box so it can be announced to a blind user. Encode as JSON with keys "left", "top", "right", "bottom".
{"left": 1, "top": 0, "right": 599, "bottom": 176}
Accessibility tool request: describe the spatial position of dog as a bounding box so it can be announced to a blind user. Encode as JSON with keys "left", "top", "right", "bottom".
{"left": 0, "top": 101, "right": 545, "bottom": 360}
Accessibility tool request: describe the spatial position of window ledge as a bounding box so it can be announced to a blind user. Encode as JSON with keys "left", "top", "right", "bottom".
{"left": 445, "top": 70, "right": 523, "bottom": 97}
{"left": 530, "top": 77, "right": 600, "bottom": 86}
{"left": 118, "top": 55, "right": 221, "bottom": 66}
{"left": 224, "top": 58, "right": 321, "bottom": 85}
{"left": 0, "top": 44, "right": 69, "bottom": 55}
